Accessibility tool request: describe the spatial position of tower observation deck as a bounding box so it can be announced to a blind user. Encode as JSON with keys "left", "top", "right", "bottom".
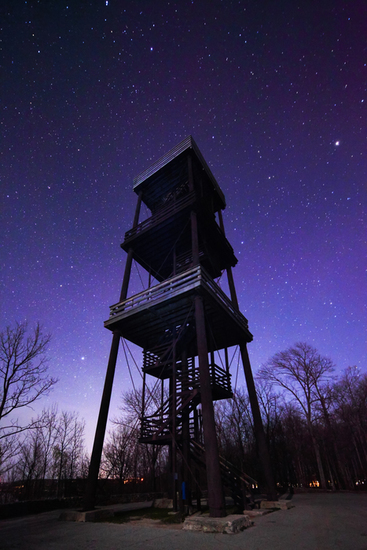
{"left": 83, "top": 136, "right": 276, "bottom": 517}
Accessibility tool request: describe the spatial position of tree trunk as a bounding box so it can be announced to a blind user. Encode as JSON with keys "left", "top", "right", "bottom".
{"left": 309, "top": 426, "right": 327, "bottom": 489}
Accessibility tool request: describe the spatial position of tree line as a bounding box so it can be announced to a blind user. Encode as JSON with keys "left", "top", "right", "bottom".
{"left": 4, "top": 407, "right": 88, "bottom": 501}
{"left": 216, "top": 343, "right": 367, "bottom": 491}
{"left": 100, "top": 342, "right": 367, "bottom": 493}
{"left": 100, "top": 387, "right": 169, "bottom": 493}
{"left": 0, "top": 323, "right": 88, "bottom": 501}
{"left": 0, "top": 323, "right": 167, "bottom": 501}
{"left": 99, "top": 343, "right": 367, "bottom": 494}
{"left": 1, "top": 323, "right": 366, "bottom": 502}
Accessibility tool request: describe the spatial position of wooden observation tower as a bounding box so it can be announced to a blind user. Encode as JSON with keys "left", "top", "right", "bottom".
{"left": 83, "top": 136, "right": 276, "bottom": 517}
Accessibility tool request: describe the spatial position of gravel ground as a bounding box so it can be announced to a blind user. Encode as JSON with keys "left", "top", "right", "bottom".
{"left": 1, "top": 492, "right": 367, "bottom": 550}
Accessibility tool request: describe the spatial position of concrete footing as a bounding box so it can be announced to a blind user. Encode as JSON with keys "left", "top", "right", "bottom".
{"left": 59, "top": 501, "right": 154, "bottom": 522}
{"left": 153, "top": 498, "right": 173, "bottom": 509}
{"left": 183, "top": 514, "right": 252, "bottom": 534}
{"left": 260, "top": 499, "right": 293, "bottom": 510}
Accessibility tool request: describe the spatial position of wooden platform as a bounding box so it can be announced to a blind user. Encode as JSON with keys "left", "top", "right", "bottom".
{"left": 104, "top": 265, "right": 252, "bottom": 353}
{"left": 121, "top": 191, "right": 237, "bottom": 281}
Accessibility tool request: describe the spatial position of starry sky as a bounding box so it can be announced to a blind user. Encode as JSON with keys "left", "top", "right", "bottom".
{"left": 1, "top": 0, "right": 366, "bottom": 452}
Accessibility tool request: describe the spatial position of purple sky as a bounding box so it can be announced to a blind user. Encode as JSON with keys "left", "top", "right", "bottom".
{"left": 1, "top": 0, "right": 366, "bottom": 451}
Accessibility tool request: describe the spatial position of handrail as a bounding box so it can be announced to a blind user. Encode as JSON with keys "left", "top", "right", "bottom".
{"left": 190, "top": 440, "right": 257, "bottom": 487}
{"left": 199, "top": 268, "right": 249, "bottom": 328}
{"left": 210, "top": 363, "right": 231, "bottom": 391}
{"left": 109, "top": 266, "right": 201, "bottom": 317}
{"left": 108, "top": 265, "right": 248, "bottom": 329}
{"left": 124, "top": 190, "right": 196, "bottom": 242}
{"left": 140, "top": 389, "right": 199, "bottom": 439}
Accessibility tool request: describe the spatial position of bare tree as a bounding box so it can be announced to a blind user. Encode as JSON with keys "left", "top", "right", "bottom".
{"left": 214, "top": 389, "right": 257, "bottom": 479}
{"left": 331, "top": 367, "right": 367, "bottom": 485}
{"left": 52, "top": 410, "right": 85, "bottom": 496}
{"left": 0, "top": 432, "right": 19, "bottom": 478}
{"left": 279, "top": 403, "right": 311, "bottom": 487}
{"left": 101, "top": 424, "right": 139, "bottom": 486}
{"left": 259, "top": 342, "right": 335, "bottom": 489}
{"left": 15, "top": 428, "right": 44, "bottom": 499}
{"left": 38, "top": 406, "right": 59, "bottom": 482}
{"left": 0, "top": 322, "right": 57, "bottom": 438}
{"left": 102, "top": 385, "right": 168, "bottom": 492}
{"left": 6, "top": 407, "right": 86, "bottom": 499}
{"left": 0, "top": 322, "right": 57, "bottom": 476}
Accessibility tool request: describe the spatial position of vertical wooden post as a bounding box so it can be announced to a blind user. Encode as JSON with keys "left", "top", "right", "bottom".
{"left": 141, "top": 370, "right": 146, "bottom": 427}
{"left": 194, "top": 294, "right": 226, "bottom": 517}
{"left": 189, "top": 153, "right": 226, "bottom": 517}
{"left": 171, "top": 337, "right": 178, "bottom": 511}
{"left": 82, "top": 330, "right": 121, "bottom": 510}
{"left": 194, "top": 406, "right": 202, "bottom": 511}
{"left": 239, "top": 344, "right": 277, "bottom": 500}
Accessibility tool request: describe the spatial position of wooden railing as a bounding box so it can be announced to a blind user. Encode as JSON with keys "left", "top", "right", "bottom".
{"left": 140, "top": 389, "right": 199, "bottom": 440}
{"left": 143, "top": 344, "right": 172, "bottom": 372}
{"left": 190, "top": 440, "right": 257, "bottom": 488}
{"left": 109, "top": 266, "right": 201, "bottom": 318}
{"left": 140, "top": 363, "right": 231, "bottom": 441}
{"left": 199, "top": 268, "right": 249, "bottom": 329}
{"left": 209, "top": 363, "right": 231, "bottom": 394}
{"left": 124, "top": 190, "right": 196, "bottom": 242}
{"left": 108, "top": 265, "right": 249, "bottom": 332}
{"left": 176, "top": 366, "right": 200, "bottom": 393}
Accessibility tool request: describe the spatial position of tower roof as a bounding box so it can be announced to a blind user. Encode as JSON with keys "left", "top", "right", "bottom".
{"left": 133, "top": 135, "right": 226, "bottom": 212}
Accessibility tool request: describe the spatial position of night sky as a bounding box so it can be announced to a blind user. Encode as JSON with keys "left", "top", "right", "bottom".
{"left": 1, "top": 0, "right": 366, "bottom": 451}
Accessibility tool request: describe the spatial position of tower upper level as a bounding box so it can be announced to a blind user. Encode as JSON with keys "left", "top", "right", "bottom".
{"left": 133, "top": 135, "right": 226, "bottom": 215}
{"left": 121, "top": 136, "right": 237, "bottom": 281}
{"left": 106, "top": 136, "right": 253, "bottom": 351}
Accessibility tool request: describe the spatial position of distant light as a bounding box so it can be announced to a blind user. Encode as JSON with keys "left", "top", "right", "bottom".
{"left": 105, "top": 1, "right": 108, "bottom": 5}
{"left": 335, "top": 140, "right": 340, "bottom": 146}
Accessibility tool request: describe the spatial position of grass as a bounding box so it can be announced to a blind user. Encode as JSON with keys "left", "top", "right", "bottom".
{"left": 97, "top": 504, "right": 247, "bottom": 525}
{"left": 99, "top": 507, "right": 184, "bottom": 524}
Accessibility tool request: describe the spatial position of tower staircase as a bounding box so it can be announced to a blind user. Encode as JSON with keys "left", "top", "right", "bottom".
{"left": 189, "top": 440, "right": 258, "bottom": 509}
{"left": 139, "top": 386, "right": 200, "bottom": 443}
{"left": 140, "top": 315, "right": 232, "bottom": 446}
